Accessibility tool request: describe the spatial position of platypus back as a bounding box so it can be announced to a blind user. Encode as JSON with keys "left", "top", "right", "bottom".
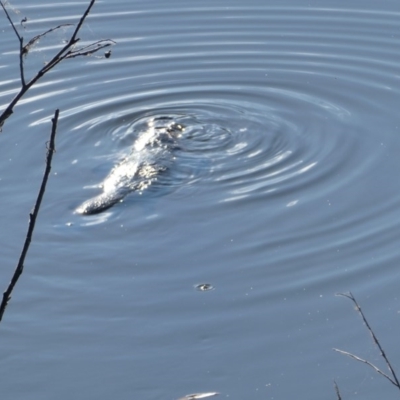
{"left": 76, "top": 121, "right": 184, "bottom": 215}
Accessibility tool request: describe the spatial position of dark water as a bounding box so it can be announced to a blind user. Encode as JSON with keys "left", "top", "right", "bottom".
{"left": 1, "top": 1, "right": 400, "bottom": 399}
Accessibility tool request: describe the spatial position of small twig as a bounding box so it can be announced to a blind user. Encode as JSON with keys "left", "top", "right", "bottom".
{"left": 38, "top": 0, "right": 98, "bottom": 67}
{"left": 334, "top": 292, "right": 400, "bottom": 390}
{"left": 65, "top": 39, "right": 116, "bottom": 58}
{"left": 333, "top": 348, "right": 398, "bottom": 387}
{"left": 0, "top": 1, "right": 21, "bottom": 41}
{"left": 333, "top": 380, "right": 342, "bottom": 400}
{"left": 0, "top": 0, "right": 26, "bottom": 86}
{"left": 70, "top": 0, "right": 96, "bottom": 44}
{"left": 23, "top": 23, "right": 74, "bottom": 55}
{"left": 0, "top": 109, "right": 59, "bottom": 323}
{"left": 0, "top": 0, "right": 115, "bottom": 131}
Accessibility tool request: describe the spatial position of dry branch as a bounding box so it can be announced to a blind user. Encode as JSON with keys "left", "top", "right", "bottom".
{"left": 0, "top": 0, "right": 115, "bottom": 130}
{"left": 334, "top": 292, "right": 400, "bottom": 391}
{"left": 65, "top": 39, "right": 115, "bottom": 59}
{"left": 333, "top": 348, "right": 398, "bottom": 387}
{"left": 23, "top": 24, "right": 74, "bottom": 56}
{"left": 0, "top": 109, "right": 59, "bottom": 323}
{"left": 333, "top": 380, "right": 342, "bottom": 400}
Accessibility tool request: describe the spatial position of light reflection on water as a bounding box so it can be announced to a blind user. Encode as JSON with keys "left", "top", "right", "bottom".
{"left": 1, "top": 1, "right": 400, "bottom": 400}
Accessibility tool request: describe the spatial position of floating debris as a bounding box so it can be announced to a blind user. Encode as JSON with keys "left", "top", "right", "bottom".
{"left": 177, "top": 392, "right": 219, "bottom": 400}
{"left": 195, "top": 283, "right": 214, "bottom": 291}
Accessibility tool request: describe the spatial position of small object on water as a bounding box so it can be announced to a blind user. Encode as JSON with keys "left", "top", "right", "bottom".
{"left": 195, "top": 283, "right": 214, "bottom": 291}
{"left": 177, "top": 392, "right": 219, "bottom": 400}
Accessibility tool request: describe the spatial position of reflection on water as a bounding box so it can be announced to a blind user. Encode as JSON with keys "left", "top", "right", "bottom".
{"left": 1, "top": 1, "right": 400, "bottom": 400}
{"left": 75, "top": 117, "right": 185, "bottom": 215}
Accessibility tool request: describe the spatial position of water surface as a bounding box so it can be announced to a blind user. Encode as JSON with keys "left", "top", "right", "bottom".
{"left": 1, "top": 1, "right": 400, "bottom": 399}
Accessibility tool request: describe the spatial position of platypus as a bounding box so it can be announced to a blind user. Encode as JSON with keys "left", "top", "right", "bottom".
{"left": 76, "top": 120, "right": 184, "bottom": 215}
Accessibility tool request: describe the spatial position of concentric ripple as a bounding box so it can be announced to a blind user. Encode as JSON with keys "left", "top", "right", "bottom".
{"left": 63, "top": 96, "right": 354, "bottom": 212}
{"left": 1, "top": 2, "right": 399, "bottom": 275}
{"left": 63, "top": 84, "right": 363, "bottom": 215}
{"left": 15, "top": 2, "right": 398, "bottom": 240}
{"left": 2, "top": 2, "right": 400, "bottom": 400}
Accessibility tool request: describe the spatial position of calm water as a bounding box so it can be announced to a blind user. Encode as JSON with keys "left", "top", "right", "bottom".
{"left": 1, "top": 1, "right": 400, "bottom": 399}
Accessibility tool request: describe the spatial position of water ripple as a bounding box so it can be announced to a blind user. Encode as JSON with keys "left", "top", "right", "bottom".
{"left": 2, "top": 2, "right": 400, "bottom": 399}
{"left": 2, "top": 1, "right": 399, "bottom": 270}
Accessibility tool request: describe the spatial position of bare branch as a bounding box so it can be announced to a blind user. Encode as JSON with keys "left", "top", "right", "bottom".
{"left": 0, "top": 0, "right": 115, "bottom": 131}
{"left": 23, "top": 23, "right": 74, "bottom": 56}
{"left": 334, "top": 292, "right": 400, "bottom": 390}
{"left": 0, "top": 109, "right": 59, "bottom": 323}
{"left": 333, "top": 380, "right": 342, "bottom": 400}
{"left": 333, "top": 348, "right": 399, "bottom": 388}
{"left": 0, "top": 1, "right": 22, "bottom": 41}
{"left": 65, "top": 39, "right": 116, "bottom": 58}
{"left": 36, "top": 0, "right": 97, "bottom": 65}
{"left": 0, "top": 1, "right": 26, "bottom": 86}
{"left": 70, "top": 0, "right": 96, "bottom": 43}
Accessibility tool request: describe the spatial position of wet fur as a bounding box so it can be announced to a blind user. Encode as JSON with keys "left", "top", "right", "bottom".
{"left": 76, "top": 122, "right": 184, "bottom": 215}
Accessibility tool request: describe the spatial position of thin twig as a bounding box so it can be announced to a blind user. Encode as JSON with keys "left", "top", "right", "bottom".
{"left": 66, "top": 39, "right": 115, "bottom": 58}
{"left": 333, "top": 380, "right": 342, "bottom": 400}
{"left": 0, "top": 1, "right": 25, "bottom": 86}
{"left": 334, "top": 292, "right": 400, "bottom": 390}
{"left": 37, "top": 0, "right": 97, "bottom": 68}
{"left": 0, "top": 1, "right": 21, "bottom": 40}
{"left": 0, "top": 109, "right": 59, "bottom": 323}
{"left": 0, "top": 0, "right": 115, "bottom": 131}
{"left": 69, "top": 0, "right": 96, "bottom": 44}
{"left": 333, "top": 348, "right": 399, "bottom": 387}
{"left": 23, "top": 23, "right": 74, "bottom": 55}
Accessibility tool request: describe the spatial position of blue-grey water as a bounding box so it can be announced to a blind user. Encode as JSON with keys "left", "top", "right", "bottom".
{"left": 1, "top": 1, "right": 400, "bottom": 399}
